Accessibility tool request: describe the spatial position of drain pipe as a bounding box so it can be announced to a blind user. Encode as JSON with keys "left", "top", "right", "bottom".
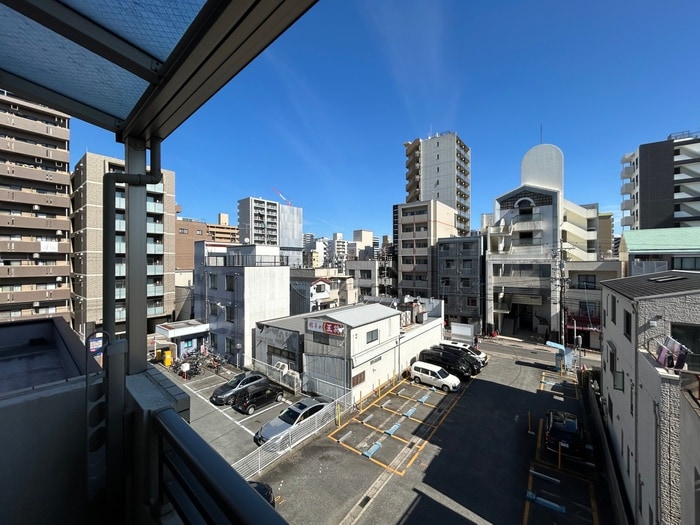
{"left": 102, "top": 136, "right": 162, "bottom": 520}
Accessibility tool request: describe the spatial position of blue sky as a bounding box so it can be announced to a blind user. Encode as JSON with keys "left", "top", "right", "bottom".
{"left": 70, "top": 0, "right": 700, "bottom": 240}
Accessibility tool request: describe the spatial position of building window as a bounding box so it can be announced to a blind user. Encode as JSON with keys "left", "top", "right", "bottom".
{"left": 208, "top": 273, "right": 217, "bottom": 289}
{"left": 461, "top": 260, "right": 472, "bottom": 270}
{"left": 441, "top": 277, "right": 450, "bottom": 287}
{"left": 226, "top": 306, "right": 235, "bottom": 322}
{"left": 196, "top": 230, "right": 203, "bottom": 235}
{"left": 208, "top": 302, "right": 218, "bottom": 316}
{"left": 351, "top": 371, "right": 365, "bottom": 387}
{"left": 366, "top": 329, "right": 379, "bottom": 344}
{"left": 226, "top": 338, "right": 235, "bottom": 354}
{"left": 460, "top": 278, "right": 471, "bottom": 288}
{"left": 610, "top": 295, "right": 617, "bottom": 324}
{"left": 623, "top": 310, "right": 632, "bottom": 341}
{"left": 673, "top": 257, "right": 700, "bottom": 270}
{"left": 439, "top": 243, "right": 450, "bottom": 252}
{"left": 445, "top": 259, "right": 455, "bottom": 269}
{"left": 313, "top": 331, "right": 329, "bottom": 344}
{"left": 614, "top": 370, "right": 624, "bottom": 391}
{"left": 578, "top": 275, "right": 596, "bottom": 289}
{"left": 210, "top": 333, "right": 217, "bottom": 349}
{"left": 179, "top": 228, "right": 188, "bottom": 234}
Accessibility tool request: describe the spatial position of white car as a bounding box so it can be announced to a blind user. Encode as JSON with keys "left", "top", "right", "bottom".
{"left": 439, "top": 340, "right": 488, "bottom": 366}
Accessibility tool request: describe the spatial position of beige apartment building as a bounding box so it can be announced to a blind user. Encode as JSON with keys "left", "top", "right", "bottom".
{"left": 393, "top": 200, "right": 458, "bottom": 299}
{"left": 0, "top": 90, "right": 72, "bottom": 323}
{"left": 71, "top": 152, "right": 176, "bottom": 339}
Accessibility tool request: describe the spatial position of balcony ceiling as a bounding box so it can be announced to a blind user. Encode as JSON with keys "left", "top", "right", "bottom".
{"left": 0, "top": 0, "right": 317, "bottom": 145}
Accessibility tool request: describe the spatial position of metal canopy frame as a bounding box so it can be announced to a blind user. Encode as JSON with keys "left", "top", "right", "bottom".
{"left": 0, "top": 0, "right": 317, "bottom": 145}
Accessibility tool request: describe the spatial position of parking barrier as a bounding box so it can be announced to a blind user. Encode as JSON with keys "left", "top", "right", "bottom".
{"left": 418, "top": 394, "right": 430, "bottom": 404}
{"left": 384, "top": 423, "right": 400, "bottom": 436}
{"left": 363, "top": 441, "right": 381, "bottom": 458}
{"left": 337, "top": 431, "right": 352, "bottom": 444}
{"left": 360, "top": 414, "right": 373, "bottom": 425}
{"left": 526, "top": 490, "right": 566, "bottom": 513}
{"left": 403, "top": 407, "right": 416, "bottom": 418}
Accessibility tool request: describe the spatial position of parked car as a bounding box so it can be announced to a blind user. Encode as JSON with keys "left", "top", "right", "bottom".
{"left": 254, "top": 397, "right": 328, "bottom": 446}
{"left": 544, "top": 409, "right": 588, "bottom": 459}
{"left": 232, "top": 384, "right": 284, "bottom": 415}
{"left": 248, "top": 481, "right": 275, "bottom": 507}
{"left": 209, "top": 371, "right": 268, "bottom": 406}
{"left": 431, "top": 345, "right": 482, "bottom": 375}
{"left": 418, "top": 349, "right": 472, "bottom": 380}
{"left": 439, "top": 339, "right": 488, "bottom": 366}
{"left": 409, "top": 361, "right": 461, "bottom": 392}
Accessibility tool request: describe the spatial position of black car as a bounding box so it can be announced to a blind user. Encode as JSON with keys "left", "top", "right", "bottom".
{"left": 248, "top": 481, "right": 275, "bottom": 507}
{"left": 233, "top": 384, "right": 284, "bottom": 415}
{"left": 434, "top": 344, "right": 482, "bottom": 375}
{"left": 418, "top": 349, "right": 472, "bottom": 380}
{"left": 209, "top": 371, "right": 268, "bottom": 406}
{"left": 544, "top": 409, "right": 589, "bottom": 459}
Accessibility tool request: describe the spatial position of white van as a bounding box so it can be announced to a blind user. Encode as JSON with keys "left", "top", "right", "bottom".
{"left": 410, "top": 361, "right": 460, "bottom": 392}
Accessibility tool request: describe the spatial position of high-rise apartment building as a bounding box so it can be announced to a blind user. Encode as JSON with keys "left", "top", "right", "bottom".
{"left": 621, "top": 131, "right": 700, "bottom": 230}
{"left": 404, "top": 131, "right": 471, "bottom": 235}
{"left": 0, "top": 91, "right": 72, "bottom": 324}
{"left": 237, "top": 196, "right": 303, "bottom": 267}
{"left": 71, "top": 153, "right": 176, "bottom": 339}
{"left": 208, "top": 213, "right": 239, "bottom": 243}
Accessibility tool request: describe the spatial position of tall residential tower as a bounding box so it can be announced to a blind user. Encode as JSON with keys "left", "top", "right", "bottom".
{"left": 404, "top": 131, "right": 471, "bottom": 235}
{"left": 0, "top": 90, "right": 71, "bottom": 324}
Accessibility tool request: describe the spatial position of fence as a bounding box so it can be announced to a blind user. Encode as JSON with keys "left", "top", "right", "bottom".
{"left": 233, "top": 390, "right": 354, "bottom": 480}
{"left": 248, "top": 357, "right": 302, "bottom": 395}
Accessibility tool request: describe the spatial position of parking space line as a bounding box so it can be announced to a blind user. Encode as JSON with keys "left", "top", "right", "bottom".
{"left": 328, "top": 379, "right": 466, "bottom": 476}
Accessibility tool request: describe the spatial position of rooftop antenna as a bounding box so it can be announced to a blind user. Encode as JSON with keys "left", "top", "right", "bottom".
{"left": 540, "top": 124, "right": 543, "bottom": 144}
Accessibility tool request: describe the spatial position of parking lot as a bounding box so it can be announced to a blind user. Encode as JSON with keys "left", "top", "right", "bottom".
{"left": 166, "top": 340, "right": 613, "bottom": 524}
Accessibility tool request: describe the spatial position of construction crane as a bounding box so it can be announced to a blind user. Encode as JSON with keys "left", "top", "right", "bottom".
{"left": 272, "top": 187, "right": 292, "bottom": 206}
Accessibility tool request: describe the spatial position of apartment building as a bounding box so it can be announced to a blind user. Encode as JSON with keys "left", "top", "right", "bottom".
{"left": 70, "top": 152, "right": 176, "bottom": 339}
{"left": 482, "top": 144, "right": 619, "bottom": 343}
{"left": 436, "top": 235, "right": 484, "bottom": 328}
{"left": 208, "top": 212, "right": 238, "bottom": 242}
{"left": 404, "top": 131, "right": 471, "bottom": 235}
{"left": 238, "top": 196, "right": 303, "bottom": 267}
{"left": 0, "top": 90, "right": 71, "bottom": 324}
{"left": 619, "top": 227, "right": 700, "bottom": 277}
{"left": 327, "top": 233, "right": 348, "bottom": 270}
{"left": 194, "top": 241, "right": 290, "bottom": 366}
{"left": 620, "top": 131, "right": 700, "bottom": 230}
{"left": 289, "top": 266, "right": 357, "bottom": 315}
{"left": 394, "top": 200, "right": 458, "bottom": 299}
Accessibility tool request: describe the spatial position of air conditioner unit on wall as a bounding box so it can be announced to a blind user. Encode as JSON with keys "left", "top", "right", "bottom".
{"left": 32, "top": 301, "right": 40, "bottom": 307}
{"left": 33, "top": 204, "right": 40, "bottom": 211}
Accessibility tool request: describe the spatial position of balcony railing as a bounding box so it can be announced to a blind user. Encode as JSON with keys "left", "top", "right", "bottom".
{"left": 154, "top": 408, "right": 286, "bottom": 524}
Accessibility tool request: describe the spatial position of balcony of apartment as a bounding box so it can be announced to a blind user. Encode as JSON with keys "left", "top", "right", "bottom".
{"left": 147, "top": 284, "right": 165, "bottom": 297}
{"left": 488, "top": 221, "right": 513, "bottom": 236}
{"left": 0, "top": 238, "right": 70, "bottom": 255}
{"left": 620, "top": 181, "right": 635, "bottom": 195}
{"left": 0, "top": 262, "right": 70, "bottom": 279}
{"left": 621, "top": 198, "right": 635, "bottom": 211}
{"left": 0, "top": 162, "right": 71, "bottom": 186}
{"left": 0, "top": 286, "right": 71, "bottom": 305}
{"left": 4, "top": 112, "right": 70, "bottom": 141}
{"left": 147, "top": 263, "right": 164, "bottom": 275}
{"left": 405, "top": 175, "right": 420, "bottom": 193}
{"left": 0, "top": 213, "right": 70, "bottom": 231}
{"left": 146, "top": 201, "right": 164, "bottom": 214}
{"left": 510, "top": 238, "right": 547, "bottom": 256}
{"left": 620, "top": 215, "right": 635, "bottom": 227}
{"left": 115, "top": 284, "right": 126, "bottom": 300}
{"left": 2, "top": 138, "right": 70, "bottom": 164}
{"left": 620, "top": 152, "right": 635, "bottom": 164}
{"left": 0, "top": 187, "right": 70, "bottom": 210}
{"left": 511, "top": 212, "right": 544, "bottom": 233}
{"left": 399, "top": 263, "right": 428, "bottom": 273}
{"left": 620, "top": 165, "right": 635, "bottom": 179}
{"left": 146, "top": 241, "right": 164, "bottom": 255}
{"left": 146, "top": 181, "right": 164, "bottom": 193}
{"left": 492, "top": 271, "right": 550, "bottom": 289}
{"left": 146, "top": 221, "right": 164, "bottom": 234}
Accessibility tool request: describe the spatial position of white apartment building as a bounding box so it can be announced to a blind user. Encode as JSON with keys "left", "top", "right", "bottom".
{"left": 194, "top": 241, "right": 289, "bottom": 367}
{"left": 482, "top": 144, "right": 617, "bottom": 343}
{"left": 600, "top": 270, "right": 700, "bottom": 525}
{"left": 404, "top": 131, "right": 471, "bottom": 235}
{"left": 328, "top": 233, "right": 348, "bottom": 270}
